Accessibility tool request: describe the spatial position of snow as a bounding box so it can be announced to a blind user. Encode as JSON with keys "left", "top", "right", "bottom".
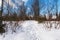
{"left": 0, "top": 21, "right": 60, "bottom": 40}
{"left": 52, "top": 15, "right": 57, "bottom": 19}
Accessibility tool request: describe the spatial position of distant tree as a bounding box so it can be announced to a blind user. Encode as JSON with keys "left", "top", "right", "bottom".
{"left": 49, "top": 13, "right": 52, "bottom": 20}
{"left": 43, "top": 14, "right": 46, "bottom": 20}
{"left": 54, "top": 0, "right": 58, "bottom": 15}
{"left": 27, "top": 7, "right": 34, "bottom": 20}
{"left": 5, "top": 13, "right": 9, "bottom": 17}
{"left": 0, "top": 10, "right": 2, "bottom": 24}
{"left": 58, "top": 12, "right": 60, "bottom": 20}
{"left": 32, "top": 0, "right": 46, "bottom": 21}
{"left": 0, "top": 0, "right": 5, "bottom": 34}
{"left": 7, "top": 0, "right": 10, "bottom": 16}
{"left": 32, "top": 0, "right": 39, "bottom": 20}
{"left": 0, "top": 11, "right": 1, "bottom": 16}
{"left": 1, "top": 0, "right": 4, "bottom": 16}
{"left": 47, "top": 0, "right": 55, "bottom": 20}
{"left": 13, "top": 12, "right": 17, "bottom": 17}
{"left": 56, "top": 12, "right": 59, "bottom": 20}
{"left": 19, "top": 1, "right": 27, "bottom": 20}
{"left": 0, "top": 0, "right": 4, "bottom": 24}
{"left": 54, "top": 0, "right": 59, "bottom": 20}
{"left": 12, "top": 12, "right": 17, "bottom": 20}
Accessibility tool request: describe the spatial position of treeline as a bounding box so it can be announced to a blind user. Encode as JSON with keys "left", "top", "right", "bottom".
{"left": 1, "top": 12, "right": 60, "bottom": 21}
{"left": 0, "top": 0, "right": 60, "bottom": 21}
{"left": 2, "top": 13, "right": 46, "bottom": 21}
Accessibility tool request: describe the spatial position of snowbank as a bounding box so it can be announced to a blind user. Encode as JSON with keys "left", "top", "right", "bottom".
{"left": 0, "top": 21, "right": 60, "bottom": 40}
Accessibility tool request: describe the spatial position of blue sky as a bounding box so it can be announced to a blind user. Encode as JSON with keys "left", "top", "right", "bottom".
{"left": 0, "top": 0, "right": 60, "bottom": 15}
{"left": 26, "top": 0, "right": 60, "bottom": 15}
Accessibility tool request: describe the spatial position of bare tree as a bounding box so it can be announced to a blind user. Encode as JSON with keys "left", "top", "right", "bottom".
{"left": 0, "top": 0, "right": 5, "bottom": 34}
{"left": 7, "top": 0, "right": 10, "bottom": 16}
{"left": 54, "top": 0, "right": 59, "bottom": 20}
{"left": 19, "top": 1, "right": 27, "bottom": 20}
{"left": 47, "top": 0, "right": 55, "bottom": 20}
{"left": 54, "top": 0, "right": 58, "bottom": 15}
{"left": 32, "top": 0, "right": 39, "bottom": 20}
{"left": 0, "top": 0, "right": 4, "bottom": 24}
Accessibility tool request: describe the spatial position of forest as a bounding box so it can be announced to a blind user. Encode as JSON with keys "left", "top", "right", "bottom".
{"left": 0, "top": 0, "right": 60, "bottom": 40}
{"left": 0, "top": 0, "right": 60, "bottom": 21}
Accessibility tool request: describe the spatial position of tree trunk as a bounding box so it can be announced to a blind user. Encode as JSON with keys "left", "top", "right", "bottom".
{"left": 0, "top": 0, "right": 3, "bottom": 26}
{"left": 0, "top": 0, "right": 5, "bottom": 34}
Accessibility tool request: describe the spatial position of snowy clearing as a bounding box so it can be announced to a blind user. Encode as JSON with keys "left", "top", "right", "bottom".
{"left": 0, "top": 20, "right": 60, "bottom": 40}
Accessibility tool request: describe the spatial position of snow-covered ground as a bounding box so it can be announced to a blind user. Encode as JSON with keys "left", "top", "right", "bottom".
{"left": 0, "top": 20, "right": 60, "bottom": 40}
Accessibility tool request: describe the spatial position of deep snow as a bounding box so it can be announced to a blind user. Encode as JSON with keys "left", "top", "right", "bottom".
{"left": 0, "top": 20, "right": 60, "bottom": 40}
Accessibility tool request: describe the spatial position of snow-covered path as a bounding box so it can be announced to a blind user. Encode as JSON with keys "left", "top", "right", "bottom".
{"left": 0, "top": 21, "right": 60, "bottom": 40}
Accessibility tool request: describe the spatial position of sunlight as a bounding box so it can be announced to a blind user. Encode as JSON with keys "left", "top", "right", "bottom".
{"left": 0, "top": 0, "right": 1, "bottom": 6}
{"left": 22, "top": 0, "right": 28, "bottom": 2}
